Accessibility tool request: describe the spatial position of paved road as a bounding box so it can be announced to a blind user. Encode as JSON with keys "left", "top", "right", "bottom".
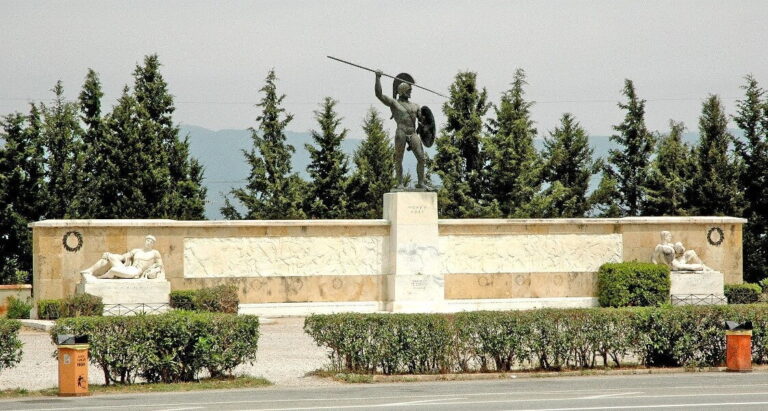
{"left": 1, "top": 372, "right": 766, "bottom": 410}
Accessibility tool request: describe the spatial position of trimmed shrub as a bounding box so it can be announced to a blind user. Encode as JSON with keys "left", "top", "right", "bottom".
{"left": 5, "top": 296, "right": 31, "bottom": 319}
{"left": 304, "top": 305, "right": 768, "bottom": 374}
{"left": 0, "top": 318, "right": 23, "bottom": 373}
{"left": 725, "top": 283, "right": 762, "bottom": 304}
{"left": 51, "top": 311, "right": 259, "bottom": 385}
{"left": 59, "top": 294, "right": 104, "bottom": 318}
{"left": 170, "top": 285, "right": 239, "bottom": 313}
{"left": 598, "top": 262, "right": 670, "bottom": 307}
{"left": 37, "top": 299, "right": 61, "bottom": 320}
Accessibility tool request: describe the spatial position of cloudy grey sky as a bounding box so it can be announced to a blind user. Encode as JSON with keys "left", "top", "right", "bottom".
{"left": 2, "top": 0, "right": 767, "bottom": 138}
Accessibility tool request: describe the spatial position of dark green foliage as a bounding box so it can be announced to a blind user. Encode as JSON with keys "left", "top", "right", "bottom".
{"left": 601, "top": 79, "right": 655, "bottom": 216}
{"left": 433, "top": 71, "right": 493, "bottom": 218}
{"left": 37, "top": 299, "right": 61, "bottom": 320}
{"left": 305, "top": 305, "right": 768, "bottom": 373}
{"left": 78, "top": 69, "right": 107, "bottom": 217}
{"left": 598, "top": 262, "right": 670, "bottom": 307}
{"left": 304, "top": 97, "right": 350, "bottom": 218}
{"left": 169, "top": 285, "right": 239, "bottom": 313}
{"left": 725, "top": 283, "right": 763, "bottom": 304}
{"left": 347, "top": 108, "right": 395, "bottom": 218}
{"left": 58, "top": 294, "right": 104, "bottom": 318}
{"left": 485, "top": 69, "right": 541, "bottom": 217}
{"left": 531, "top": 113, "right": 601, "bottom": 217}
{"left": 690, "top": 95, "right": 743, "bottom": 216}
{"left": 0, "top": 319, "right": 23, "bottom": 373}
{"left": 643, "top": 121, "right": 695, "bottom": 216}
{"left": 132, "top": 55, "right": 207, "bottom": 219}
{"left": 0, "top": 106, "right": 46, "bottom": 283}
{"left": 733, "top": 76, "right": 768, "bottom": 284}
{"left": 51, "top": 311, "right": 259, "bottom": 384}
{"left": 223, "top": 69, "right": 306, "bottom": 219}
{"left": 5, "top": 296, "right": 31, "bottom": 319}
{"left": 40, "top": 80, "right": 86, "bottom": 218}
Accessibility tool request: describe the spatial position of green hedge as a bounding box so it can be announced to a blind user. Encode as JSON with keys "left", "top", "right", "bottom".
{"left": 169, "top": 285, "right": 239, "bottom": 313}
{"left": 598, "top": 262, "right": 670, "bottom": 307}
{"left": 725, "top": 283, "right": 762, "bottom": 304}
{"left": 51, "top": 311, "right": 259, "bottom": 384}
{"left": 305, "top": 305, "right": 768, "bottom": 374}
{"left": 37, "top": 294, "right": 103, "bottom": 320}
{"left": 0, "top": 319, "right": 23, "bottom": 373}
{"left": 6, "top": 296, "right": 31, "bottom": 319}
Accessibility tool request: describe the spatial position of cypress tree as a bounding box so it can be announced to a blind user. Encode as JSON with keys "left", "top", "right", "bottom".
{"left": 133, "top": 54, "right": 206, "bottom": 219}
{"left": 78, "top": 68, "right": 108, "bottom": 217}
{"left": 223, "top": 69, "right": 306, "bottom": 219}
{"left": 304, "top": 97, "right": 350, "bottom": 219}
{"left": 347, "top": 108, "right": 395, "bottom": 218}
{"left": 601, "top": 79, "right": 655, "bottom": 216}
{"left": 433, "top": 71, "right": 492, "bottom": 217}
{"left": 530, "top": 113, "right": 601, "bottom": 217}
{"left": 642, "top": 120, "right": 694, "bottom": 216}
{"left": 733, "top": 75, "right": 768, "bottom": 283}
{"left": 40, "top": 81, "right": 86, "bottom": 218}
{"left": 485, "top": 68, "right": 541, "bottom": 217}
{"left": 0, "top": 107, "right": 46, "bottom": 283}
{"left": 690, "top": 95, "right": 742, "bottom": 216}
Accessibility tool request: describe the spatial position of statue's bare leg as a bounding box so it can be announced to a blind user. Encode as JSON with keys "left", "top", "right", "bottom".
{"left": 96, "top": 254, "right": 134, "bottom": 279}
{"left": 410, "top": 135, "right": 426, "bottom": 188}
{"left": 394, "top": 132, "right": 407, "bottom": 187}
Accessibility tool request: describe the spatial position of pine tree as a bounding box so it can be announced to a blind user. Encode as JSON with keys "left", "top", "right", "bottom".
{"left": 601, "top": 79, "right": 655, "bottom": 216}
{"left": 485, "top": 69, "right": 541, "bottom": 217}
{"left": 733, "top": 76, "right": 767, "bottom": 282}
{"left": 347, "top": 108, "right": 395, "bottom": 218}
{"left": 642, "top": 120, "right": 694, "bottom": 216}
{"left": 304, "top": 98, "right": 350, "bottom": 218}
{"left": 222, "top": 69, "right": 306, "bottom": 219}
{"left": 690, "top": 95, "right": 742, "bottom": 216}
{"left": 529, "top": 113, "right": 601, "bottom": 217}
{"left": 433, "top": 71, "right": 493, "bottom": 217}
{"left": 40, "top": 81, "right": 86, "bottom": 218}
{"left": 133, "top": 54, "right": 206, "bottom": 219}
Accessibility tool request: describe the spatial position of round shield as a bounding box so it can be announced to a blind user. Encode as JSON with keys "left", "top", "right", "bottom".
{"left": 392, "top": 73, "right": 415, "bottom": 98}
{"left": 417, "top": 106, "right": 436, "bottom": 148}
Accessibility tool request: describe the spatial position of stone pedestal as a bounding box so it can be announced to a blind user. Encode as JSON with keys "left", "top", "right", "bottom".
{"left": 670, "top": 271, "right": 726, "bottom": 305}
{"left": 76, "top": 279, "right": 171, "bottom": 315}
{"left": 383, "top": 191, "right": 443, "bottom": 312}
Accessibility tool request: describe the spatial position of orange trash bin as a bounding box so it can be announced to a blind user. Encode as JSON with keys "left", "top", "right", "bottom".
{"left": 725, "top": 330, "right": 752, "bottom": 372}
{"left": 57, "top": 344, "right": 90, "bottom": 396}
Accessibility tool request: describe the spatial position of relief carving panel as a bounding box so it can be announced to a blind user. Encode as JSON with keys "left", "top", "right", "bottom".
{"left": 184, "top": 236, "right": 385, "bottom": 278}
{"left": 439, "top": 234, "right": 622, "bottom": 274}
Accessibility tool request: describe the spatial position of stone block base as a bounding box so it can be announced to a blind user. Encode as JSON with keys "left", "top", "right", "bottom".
{"left": 76, "top": 279, "right": 171, "bottom": 306}
{"left": 670, "top": 271, "right": 726, "bottom": 306}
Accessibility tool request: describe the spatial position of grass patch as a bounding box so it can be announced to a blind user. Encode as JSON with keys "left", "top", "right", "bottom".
{"left": 306, "top": 369, "right": 373, "bottom": 383}
{"left": 0, "top": 376, "right": 271, "bottom": 398}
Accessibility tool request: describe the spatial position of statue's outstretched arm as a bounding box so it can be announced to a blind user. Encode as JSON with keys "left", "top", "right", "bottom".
{"left": 375, "top": 72, "right": 395, "bottom": 107}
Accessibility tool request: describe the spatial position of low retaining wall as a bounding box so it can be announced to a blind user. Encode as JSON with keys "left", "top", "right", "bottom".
{"left": 0, "top": 284, "right": 32, "bottom": 316}
{"left": 29, "top": 193, "right": 745, "bottom": 315}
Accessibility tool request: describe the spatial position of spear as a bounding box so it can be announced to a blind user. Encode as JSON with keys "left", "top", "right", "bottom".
{"left": 327, "top": 55, "right": 447, "bottom": 98}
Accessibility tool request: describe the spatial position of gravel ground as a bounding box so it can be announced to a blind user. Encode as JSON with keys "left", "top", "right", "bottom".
{"left": 0, "top": 317, "right": 337, "bottom": 390}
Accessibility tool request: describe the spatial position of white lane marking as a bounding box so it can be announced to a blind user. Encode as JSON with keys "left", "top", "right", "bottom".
{"left": 579, "top": 392, "right": 642, "bottom": 399}
{"left": 507, "top": 401, "right": 768, "bottom": 410}
{"left": 156, "top": 408, "right": 204, "bottom": 411}
{"left": 9, "top": 385, "right": 768, "bottom": 411}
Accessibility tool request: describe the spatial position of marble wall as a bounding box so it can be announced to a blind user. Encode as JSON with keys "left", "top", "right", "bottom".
{"left": 29, "top": 214, "right": 745, "bottom": 313}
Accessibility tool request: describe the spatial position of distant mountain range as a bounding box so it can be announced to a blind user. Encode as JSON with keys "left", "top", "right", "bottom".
{"left": 183, "top": 125, "right": 709, "bottom": 219}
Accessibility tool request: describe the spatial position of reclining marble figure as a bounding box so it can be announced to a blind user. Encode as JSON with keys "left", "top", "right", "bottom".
{"left": 80, "top": 235, "right": 165, "bottom": 281}
{"left": 651, "top": 230, "right": 712, "bottom": 271}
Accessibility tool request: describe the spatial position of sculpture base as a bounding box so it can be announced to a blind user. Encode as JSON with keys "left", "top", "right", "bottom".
{"left": 670, "top": 270, "right": 726, "bottom": 306}
{"left": 76, "top": 279, "right": 171, "bottom": 315}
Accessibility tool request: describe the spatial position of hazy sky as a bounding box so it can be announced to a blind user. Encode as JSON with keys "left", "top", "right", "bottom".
{"left": 2, "top": 1, "right": 768, "bottom": 138}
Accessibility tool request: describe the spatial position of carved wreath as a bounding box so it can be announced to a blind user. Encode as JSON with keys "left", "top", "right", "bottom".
{"left": 62, "top": 231, "right": 83, "bottom": 252}
{"left": 707, "top": 227, "right": 724, "bottom": 247}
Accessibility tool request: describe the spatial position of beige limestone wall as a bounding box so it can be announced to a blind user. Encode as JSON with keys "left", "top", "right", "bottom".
{"left": 0, "top": 285, "right": 32, "bottom": 316}
{"left": 29, "top": 216, "right": 745, "bottom": 306}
